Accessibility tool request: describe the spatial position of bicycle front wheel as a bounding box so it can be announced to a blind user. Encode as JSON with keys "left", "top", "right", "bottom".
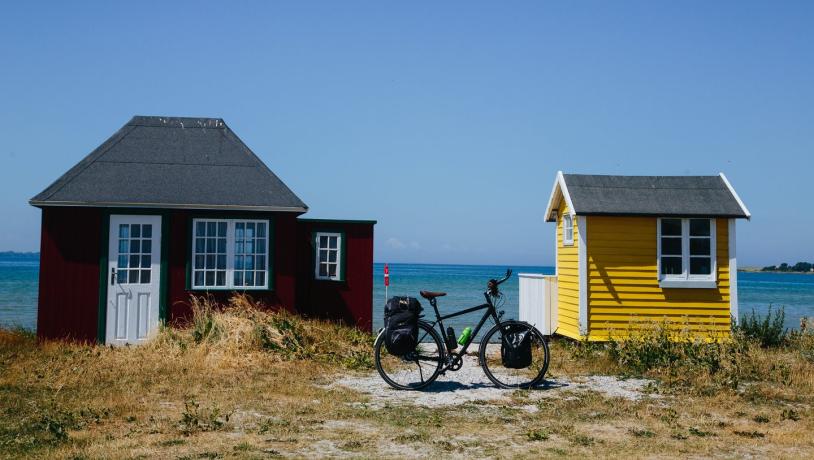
{"left": 479, "top": 320, "right": 549, "bottom": 389}
{"left": 374, "top": 321, "right": 445, "bottom": 390}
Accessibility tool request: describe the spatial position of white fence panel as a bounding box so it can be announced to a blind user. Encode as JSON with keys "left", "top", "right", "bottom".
{"left": 518, "top": 273, "right": 558, "bottom": 335}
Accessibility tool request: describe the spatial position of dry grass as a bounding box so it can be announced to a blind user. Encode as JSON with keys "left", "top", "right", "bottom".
{"left": 1, "top": 296, "right": 813, "bottom": 459}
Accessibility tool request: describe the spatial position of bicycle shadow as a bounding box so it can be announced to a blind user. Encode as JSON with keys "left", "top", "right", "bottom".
{"left": 415, "top": 378, "right": 569, "bottom": 393}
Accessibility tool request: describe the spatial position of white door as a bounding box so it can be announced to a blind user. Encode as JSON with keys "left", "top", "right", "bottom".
{"left": 106, "top": 215, "right": 162, "bottom": 345}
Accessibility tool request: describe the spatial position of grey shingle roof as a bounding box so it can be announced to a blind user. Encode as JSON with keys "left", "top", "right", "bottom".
{"left": 30, "top": 116, "right": 308, "bottom": 212}
{"left": 546, "top": 173, "right": 750, "bottom": 221}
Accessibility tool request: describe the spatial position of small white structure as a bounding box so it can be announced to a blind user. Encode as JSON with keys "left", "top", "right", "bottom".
{"left": 518, "top": 273, "right": 558, "bottom": 335}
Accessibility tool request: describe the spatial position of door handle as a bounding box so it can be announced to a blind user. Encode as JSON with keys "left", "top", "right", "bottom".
{"left": 111, "top": 268, "right": 116, "bottom": 286}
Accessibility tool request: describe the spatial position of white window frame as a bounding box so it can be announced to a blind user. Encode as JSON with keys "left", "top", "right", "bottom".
{"left": 314, "top": 232, "right": 342, "bottom": 281}
{"left": 191, "top": 218, "right": 270, "bottom": 290}
{"left": 563, "top": 214, "right": 574, "bottom": 246}
{"left": 657, "top": 217, "right": 717, "bottom": 288}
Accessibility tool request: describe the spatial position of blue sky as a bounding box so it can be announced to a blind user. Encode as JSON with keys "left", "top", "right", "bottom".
{"left": 1, "top": 1, "right": 812, "bottom": 266}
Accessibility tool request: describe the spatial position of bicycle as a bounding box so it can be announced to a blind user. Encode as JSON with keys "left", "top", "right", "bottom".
{"left": 374, "top": 269, "right": 550, "bottom": 390}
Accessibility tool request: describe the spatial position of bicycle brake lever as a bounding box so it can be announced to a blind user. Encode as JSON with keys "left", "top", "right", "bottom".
{"left": 497, "top": 310, "right": 505, "bottom": 321}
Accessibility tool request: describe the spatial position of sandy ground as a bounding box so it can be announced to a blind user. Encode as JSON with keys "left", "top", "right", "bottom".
{"left": 334, "top": 353, "right": 654, "bottom": 408}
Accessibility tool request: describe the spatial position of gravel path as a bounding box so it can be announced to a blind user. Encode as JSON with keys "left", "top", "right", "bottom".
{"left": 334, "top": 353, "right": 655, "bottom": 408}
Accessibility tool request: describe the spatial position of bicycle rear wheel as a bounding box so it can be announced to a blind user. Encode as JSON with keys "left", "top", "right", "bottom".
{"left": 374, "top": 321, "right": 445, "bottom": 390}
{"left": 479, "top": 320, "right": 549, "bottom": 389}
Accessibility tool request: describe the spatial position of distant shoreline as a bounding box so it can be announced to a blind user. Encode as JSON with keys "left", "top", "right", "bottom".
{"left": 740, "top": 267, "right": 813, "bottom": 275}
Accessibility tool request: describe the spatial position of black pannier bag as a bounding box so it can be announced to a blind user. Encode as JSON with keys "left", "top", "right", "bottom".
{"left": 501, "top": 323, "right": 533, "bottom": 369}
{"left": 383, "top": 296, "right": 423, "bottom": 356}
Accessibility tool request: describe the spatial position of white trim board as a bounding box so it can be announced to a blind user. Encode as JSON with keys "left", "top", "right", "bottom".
{"left": 729, "top": 219, "right": 739, "bottom": 323}
{"left": 544, "top": 171, "right": 575, "bottom": 222}
{"left": 577, "top": 215, "right": 588, "bottom": 336}
{"left": 719, "top": 173, "right": 751, "bottom": 219}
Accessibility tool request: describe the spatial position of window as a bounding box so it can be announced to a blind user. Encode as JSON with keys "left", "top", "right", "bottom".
{"left": 563, "top": 214, "right": 574, "bottom": 246}
{"left": 315, "top": 232, "right": 342, "bottom": 280}
{"left": 658, "top": 218, "right": 716, "bottom": 287}
{"left": 191, "top": 219, "right": 269, "bottom": 289}
{"left": 117, "top": 223, "right": 153, "bottom": 284}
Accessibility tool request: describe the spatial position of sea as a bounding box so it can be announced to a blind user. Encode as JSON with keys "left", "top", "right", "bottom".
{"left": 1, "top": 255, "right": 812, "bottom": 335}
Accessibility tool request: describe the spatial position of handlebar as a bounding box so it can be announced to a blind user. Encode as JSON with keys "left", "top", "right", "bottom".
{"left": 487, "top": 269, "right": 513, "bottom": 296}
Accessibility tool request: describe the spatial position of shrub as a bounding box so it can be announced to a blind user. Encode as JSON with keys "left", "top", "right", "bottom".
{"left": 734, "top": 307, "right": 787, "bottom": 347}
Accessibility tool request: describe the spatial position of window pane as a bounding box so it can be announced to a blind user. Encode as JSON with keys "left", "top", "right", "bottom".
{"left": 257, "top": 255, "right": 265, "bottom": 269}
{"left": 246, "top": 256, "right": 254, "bottom": 270}
{"left": 235, "top": 241, "right": 244, "bottom": 254}
{"left": 216, "top": 271, "right": 225, "bottom": 286}
{"left": 118, "top": 270, "right": 128, "bottom": 283}
{"left": 195, "top": 238, "right": 205, "bottom": 253}
{"left": 118, "top": 255, "right": 127, "bottom": 268}
{"left": 207, "top": 222, "right": 216, "bottom": 236}
{"left": 206, "top": 238, "right": 215, "bottom": 253}
{"left": 130, "top": 255, "right": 140, "bottom": 268}
{"left": 142, "top": 240, "right": 152, "bottom": 254}
{"left": 661, "top": 257, "right": 682, "bottom": 275}
{"left": 236, "top": 223, "right": 244, "bottom": 239}
{"left": 246, "top": 223, "right": 255, "bottom": 238}
{"left": 256, "top": 272, "right": 265, "bottom": 286}
{"left": 196, "top": 222, "right": 206, "bottom": 237}
{"left": 690, "top": 219, "right": 710, "bottom": 237}
{"left": 234, "top": 271, "right": 243, "bottom": 286}
{"left": 690, "top": 238, "right": 710, "bottom": 256}
{"left": 245, "top": 241, "right": 254, "bottom": 254}
{"left": 129, "top": 270, "right": 139, "bottom": 283}
{"left": 130, "top": 240, "right": 140, "bottom": 253}
{"left": 661, "top": 237, "right": 682, "bottom": 256}
{"left": 142, "top": 225, "right": 152, "bottom": 238}
{"left": 329, "top": 264, "right": 337, "bottom": 277}
{"left": 319, "top": 250, "right": 327, "bottom": 262}
{"left": 119, "top": 224, "right": 129, "bottom": 238}
{"left": 690, "top": 257, "right": 712, "bottom": 275}
{"left": 257, "top": 223, "right": 266, "bottom": 238}
{"left": 194, "top": 271, "right": 204, "bottom": 287}
{"left": 217, "top": 255, "right": 226, "bottom": 270}
{"left": 328, "top": 251, "right": 337, "bottom": 262}
{"left": 119, "top": 240, "right": 129, "bottom": 254}
{"left": 141, "top": 255, "right": 151, "bottom": 268}
{"left": 319, "top": 236, "right": 328, "bottom": 248}
{"left": 217, "top": 238, "right": 226, "bottom": 253}
{"left": 245, "top": 272, "right": 254, "bottom": 286}
{"left": 206, "top": 255, "right": 215, "bottom": 269}
{"left": 661, "top": 219, "right": 682, "bottom": 236}
{"left": 329, "top": 237, "right": 338, "bottom": 249}
{"left": 131, "top": 224, "right": 141, "bottom": 238}
{"left": 195, "top": 255, "right": 204, "bottom": 269}
{"left": 319, "top": 264, "right": 328, "bottom": 277}
{"left": 217, "top": 222, "right": 227, "bottom": 237}
{"left": 257, "top": 239, "right": 266, "bottom": 254}
{"left": 235, "top": 256, "right": 244, "bottom": 270}
{"left": 205, "top": 271, "right": 215, "bottom": 286}
{"left": 141, "top": 270, "right": 151, "bottom": 284}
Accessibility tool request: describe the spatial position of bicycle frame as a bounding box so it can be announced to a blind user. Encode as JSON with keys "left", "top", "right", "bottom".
{"left": 419, "top": 290, "right": 503, "bottom": 371}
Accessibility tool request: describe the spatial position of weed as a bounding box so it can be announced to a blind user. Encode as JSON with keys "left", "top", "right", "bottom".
{"left": 733, "top": 430, "right": 765, "bottom": 438}
{"left": 571, "top": 434, "right": 595, "bottom": 446}
{"left": 734, "top": 307, "right": 787, "bottom": 347}
{"left": 781, "top": 408, "right": 800, "bottom": 421}
{"left": 526, "top": 428, "right": 550, "bottom": 441}
{"left": 688, "top": 427, "right": 715, "bottom": 437}
{"left": 179, "top": 399, "right": 231, "bottom": 435}
{"left": 630, "top": 428, "right": 655, "bottom": 438}
{"left": 753, "top": 414, "right": 770, "bottom": 423}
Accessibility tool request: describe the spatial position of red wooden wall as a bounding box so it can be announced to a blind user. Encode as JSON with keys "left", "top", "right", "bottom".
{"left": 166, "top": 211, "right": 299, "bottom": 324}
{"left": 37, "top": 207, "right": 102, "bottom": 342}
{"left": 295, "top": 220, "right": 374, "bottom": 331}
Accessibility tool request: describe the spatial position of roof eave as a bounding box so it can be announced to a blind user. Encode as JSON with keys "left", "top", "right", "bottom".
{"left": 29, "top": 200, "right": 308, "bottom": 213}
{"left": 573, "top": 211, "right": 750, "bottom": 219}
{"left": 544, "top": 171, "right": 575, "bottom": 222}
{"left": 719, "top": 172, "right": 751, "bottom": 220}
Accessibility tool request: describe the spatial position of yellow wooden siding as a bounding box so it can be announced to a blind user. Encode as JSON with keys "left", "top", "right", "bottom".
{"left": 556, "top": 204, "right": 581, "bottom": 339}
{"left": 586, "top": 216, "right": 731, "bottom": 340}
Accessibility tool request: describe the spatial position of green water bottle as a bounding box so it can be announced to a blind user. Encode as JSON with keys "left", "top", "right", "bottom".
{"left": 457, "top": 326, "right": 472, "bottom": 346}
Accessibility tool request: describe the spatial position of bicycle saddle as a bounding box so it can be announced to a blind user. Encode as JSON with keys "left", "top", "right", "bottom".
{"left": 420, "top": 291, "right": 447, "bottom": 300}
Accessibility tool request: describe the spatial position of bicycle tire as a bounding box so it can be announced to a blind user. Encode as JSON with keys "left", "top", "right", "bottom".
{"left": 479, "top": 320, "right": 549, "bottom": 389}
{"left": 375, "top": 320, "right": 445, "bottom": 390}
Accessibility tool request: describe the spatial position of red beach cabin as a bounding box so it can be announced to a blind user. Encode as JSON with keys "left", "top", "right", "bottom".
{"left": 30, "top": 116, "right": 374, "bottom": 344}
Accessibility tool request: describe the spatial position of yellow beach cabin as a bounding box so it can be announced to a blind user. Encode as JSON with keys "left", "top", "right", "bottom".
{"left": 518, "top": 172, "right": 750, "bottom": 341}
